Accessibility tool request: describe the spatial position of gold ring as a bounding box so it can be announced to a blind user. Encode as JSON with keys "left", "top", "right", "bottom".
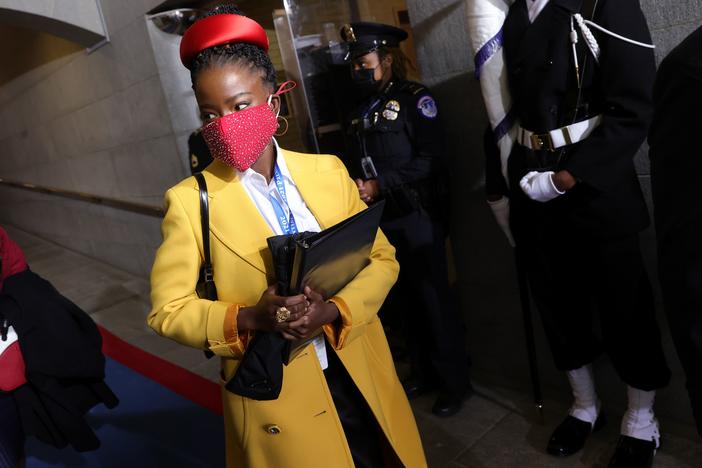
{"left": 275, "top": 306, "right": 291, "bottom": 323}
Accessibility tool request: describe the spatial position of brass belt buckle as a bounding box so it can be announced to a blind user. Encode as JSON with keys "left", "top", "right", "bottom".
{"left": 530, "top": 132, "right": 555, "bottom": 152}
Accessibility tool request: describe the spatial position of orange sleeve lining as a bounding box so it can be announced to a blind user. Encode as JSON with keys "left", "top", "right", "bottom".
{"left": 324, "top": 296, "right": 352, "bottom": 349}
{"left": 223, "top": 304, "right": 250, "bottom": 353}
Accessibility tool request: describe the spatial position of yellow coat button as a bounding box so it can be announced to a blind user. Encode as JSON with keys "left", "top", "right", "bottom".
{"left": 265, "top": 425, "right": 281, "bottom": 435}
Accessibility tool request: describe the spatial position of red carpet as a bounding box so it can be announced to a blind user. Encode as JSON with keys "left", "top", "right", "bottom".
{"left": 27, "top": 328, "right": 226, "bottom": 467}
{"left": 98, "top": 326, "right": 223, "bottom": 415}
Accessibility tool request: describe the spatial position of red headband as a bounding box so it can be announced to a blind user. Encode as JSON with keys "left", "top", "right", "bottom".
{"left": 180, "top": 14, "right": 270, "bottom": 69}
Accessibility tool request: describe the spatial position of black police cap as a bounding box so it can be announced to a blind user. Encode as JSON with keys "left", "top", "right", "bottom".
{"left": 340, "top": 22, "right": 408, "bottom": 59}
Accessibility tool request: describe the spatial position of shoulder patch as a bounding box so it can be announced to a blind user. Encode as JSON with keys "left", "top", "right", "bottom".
{"left": 416, "top": 95, "right": 438, "bottom": 119}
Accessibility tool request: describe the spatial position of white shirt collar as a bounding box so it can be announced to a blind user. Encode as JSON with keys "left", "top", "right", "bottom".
{"left": 272, "top": 139, "right": 294, "bottom": 183}
{"left": 238, "top": 139, "right": 294, "bottom": 186}
{"left": 527, "top": 0, "right": 549, "bottom": 22}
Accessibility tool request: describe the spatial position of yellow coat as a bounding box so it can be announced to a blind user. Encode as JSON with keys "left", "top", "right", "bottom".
{"left": 148, "top": 149, "right": 427, "bottom": 468}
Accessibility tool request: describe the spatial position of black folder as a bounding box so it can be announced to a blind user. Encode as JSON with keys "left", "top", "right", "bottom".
{"left": 290, "top": 200, "right": 385, "bottom": 296}
{"left": 266, "top": 200, "right": 385, "bottom": 363}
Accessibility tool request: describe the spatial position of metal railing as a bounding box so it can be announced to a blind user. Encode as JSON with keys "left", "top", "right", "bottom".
{"left": 0, "top": 178, "right": 164, "bottom": 218}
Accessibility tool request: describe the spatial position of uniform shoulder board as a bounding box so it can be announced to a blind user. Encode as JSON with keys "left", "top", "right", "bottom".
{"left": 397, "top": 81, "right": 438, "bottom": 119}
{"left": 400, "top": 81, "right": 428, "bottom": 96}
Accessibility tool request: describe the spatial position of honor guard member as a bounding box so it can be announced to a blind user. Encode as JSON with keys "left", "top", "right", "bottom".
{"left": 187, "top": 128, "right": 213, "bottom": 174}
{"left": 340, "top": 22, "right": 472, "bottom": 417}
{"left": 486, "top": 1, "right": 670, "bottom": 466}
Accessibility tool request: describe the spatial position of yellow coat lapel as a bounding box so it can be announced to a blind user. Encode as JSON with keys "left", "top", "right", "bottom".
{"left": 203, "top": 160, "right": 273, "bottom": 274}
{"left": 201, "top": 148, "right": 348, "bottom": 274}
{"left": 284, "top": 149, "right": 348, "bottom": 230}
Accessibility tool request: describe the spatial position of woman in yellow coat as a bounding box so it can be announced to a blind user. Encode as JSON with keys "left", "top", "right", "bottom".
{"left": 148, "top": 5, "right": 426, "bottom": 468}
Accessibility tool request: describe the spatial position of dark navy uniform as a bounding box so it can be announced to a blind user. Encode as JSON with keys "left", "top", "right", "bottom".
{"left": 486, "top": 0, "right": 670, "bottom": 463}
{"left": 486, "top": 0, "right": 670, "bottom": 389}
{"left": 348, "top": 79, "right": 448, "bottom": 221}
{"left": 341, "top": 22, "right": 471, "bottom": 412}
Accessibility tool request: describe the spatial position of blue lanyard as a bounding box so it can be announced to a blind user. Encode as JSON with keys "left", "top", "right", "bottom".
{"left": 269, "top": 164, "right": 298, "bottom": 235}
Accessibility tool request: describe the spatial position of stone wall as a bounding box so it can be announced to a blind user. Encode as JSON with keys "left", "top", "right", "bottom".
{"left": 0, "top": 0, "right": 106, "bottom": 46}
{"left": 0, "top": 0, "right": 184, "bottom": 276}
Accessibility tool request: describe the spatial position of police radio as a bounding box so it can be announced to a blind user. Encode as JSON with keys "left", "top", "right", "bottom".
{"left": 360, "top": 156, "right": 378, "bottom": 179}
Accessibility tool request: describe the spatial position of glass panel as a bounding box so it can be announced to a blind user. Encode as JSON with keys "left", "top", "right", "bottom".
{"left": 269, "top": 0, "right": 416, "bottom": 159}
{"left": 273, "top": 0, "right": 356, "bottom": 156}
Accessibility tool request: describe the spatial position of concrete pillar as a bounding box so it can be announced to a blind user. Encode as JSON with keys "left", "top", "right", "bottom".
{"left": 146, "top": 15, "right": 202, "bottom": 178}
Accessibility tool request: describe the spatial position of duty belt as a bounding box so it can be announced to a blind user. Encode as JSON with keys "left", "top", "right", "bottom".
{"left": 517, "top": 115, "right": 603, "bottom": 152}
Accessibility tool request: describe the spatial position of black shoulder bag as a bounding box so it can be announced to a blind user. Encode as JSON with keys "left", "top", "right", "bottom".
{"left": 194, "top": 173, "right": 216, "bottom": 359}
{"left": 193, "top": 173, "right": 284, "bottom": 400}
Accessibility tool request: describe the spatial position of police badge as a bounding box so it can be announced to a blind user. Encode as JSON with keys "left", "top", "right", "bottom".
{"left": 383, "top": 100, "right": 400, "bottom": 120}
{"left": 386, "top": 100, "right": 400, "bottom": 112}
{"left": 383, "top": 109, "right": 398, "bottom": 121}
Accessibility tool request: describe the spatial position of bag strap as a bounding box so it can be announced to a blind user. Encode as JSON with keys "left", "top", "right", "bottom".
{"left": 194, "top": 173, "right": 214, "bottom": 283}
{"left": 194, "top": 173, "right": 217, "bottom": 359}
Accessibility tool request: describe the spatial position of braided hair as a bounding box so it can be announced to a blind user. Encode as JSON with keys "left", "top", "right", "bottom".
{"left": 189, "top": 5, "right": 276, "bottom": 90}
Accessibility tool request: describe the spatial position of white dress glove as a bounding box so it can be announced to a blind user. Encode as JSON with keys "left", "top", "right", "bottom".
{"left": 519, "top": 171, "right": 565, "bottom": 202}
{"left": 487, "top": 197, "right": 516, "bottom": 247}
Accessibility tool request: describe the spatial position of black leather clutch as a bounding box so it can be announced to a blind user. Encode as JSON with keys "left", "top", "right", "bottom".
{"left": 268, "top": 201, "right": 385, "bottom": 364}
{"left": 289, "top": 200, "right": 385, "bottom": 297}
{"left": 226, "top": 202, "right": 386, "bottom": 399}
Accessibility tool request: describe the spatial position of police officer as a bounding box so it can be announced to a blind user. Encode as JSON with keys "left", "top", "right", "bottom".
{"left": 340, "top": 22, "right": 472, "bottom": 417}
{"left": 187, "top": 128, "right": 213, "bottom": 174}
{"left": 486, "top": 1, "right": 670, "bottom": 466}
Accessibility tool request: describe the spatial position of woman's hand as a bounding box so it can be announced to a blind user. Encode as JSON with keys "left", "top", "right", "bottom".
{"left": 237, "top": 285, "right": 309, "bottom": 333}
{"left": 355, "top": 179, "right": 380, "bottom": 204}
{"left": 282, "top": 286, "right": 340, "bottom": 341}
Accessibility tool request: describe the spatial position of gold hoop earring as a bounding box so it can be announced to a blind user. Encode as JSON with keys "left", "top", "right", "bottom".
{"left": 275, "top": 116, "right": 289, "bottom": 136}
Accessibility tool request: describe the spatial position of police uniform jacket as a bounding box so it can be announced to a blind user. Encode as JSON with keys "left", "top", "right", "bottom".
{"left": 490, "top": 0, "right": 655, "bottom": 238}
{"left": 148, "top": 149, "right": 427, "bottom": 468}
{"left": 350, "top": 80, "right": 446, "bottom": 219}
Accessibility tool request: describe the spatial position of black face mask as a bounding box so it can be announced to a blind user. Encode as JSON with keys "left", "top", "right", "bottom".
{"left": 351, "top": 66, "right": 380, "bottom": 95}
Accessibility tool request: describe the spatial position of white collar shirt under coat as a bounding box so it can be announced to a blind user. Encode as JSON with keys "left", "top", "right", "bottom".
{"left": 527, "top": 0, "right": 549, "bottom": 22}
{"left": 236, "top": 140, "right": 328, "bottom": 369}
{"left": 237, "top": 140, "right": 322, "bottom": 236}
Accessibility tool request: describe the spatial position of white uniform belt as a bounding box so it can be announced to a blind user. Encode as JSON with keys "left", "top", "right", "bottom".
{"left": 517, "top": 115, "right": 603, "bottom": 152}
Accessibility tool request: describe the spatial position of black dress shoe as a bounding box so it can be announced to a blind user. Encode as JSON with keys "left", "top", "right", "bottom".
{"left": 402, "top": 378, "right": 434, "bottom": 400}
{"left": 607, "top": 436, "right": 656, "bottom": 468}
{"left": 431, "top": 386, "right": 473, "bottom": 418}
{"left": 546, "top": 413, "right": 606, "bottom": 457}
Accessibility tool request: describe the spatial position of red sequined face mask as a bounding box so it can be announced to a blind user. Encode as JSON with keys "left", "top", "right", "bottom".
{"left": 201, "top": 81, "right": 296, "bottom": 172}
